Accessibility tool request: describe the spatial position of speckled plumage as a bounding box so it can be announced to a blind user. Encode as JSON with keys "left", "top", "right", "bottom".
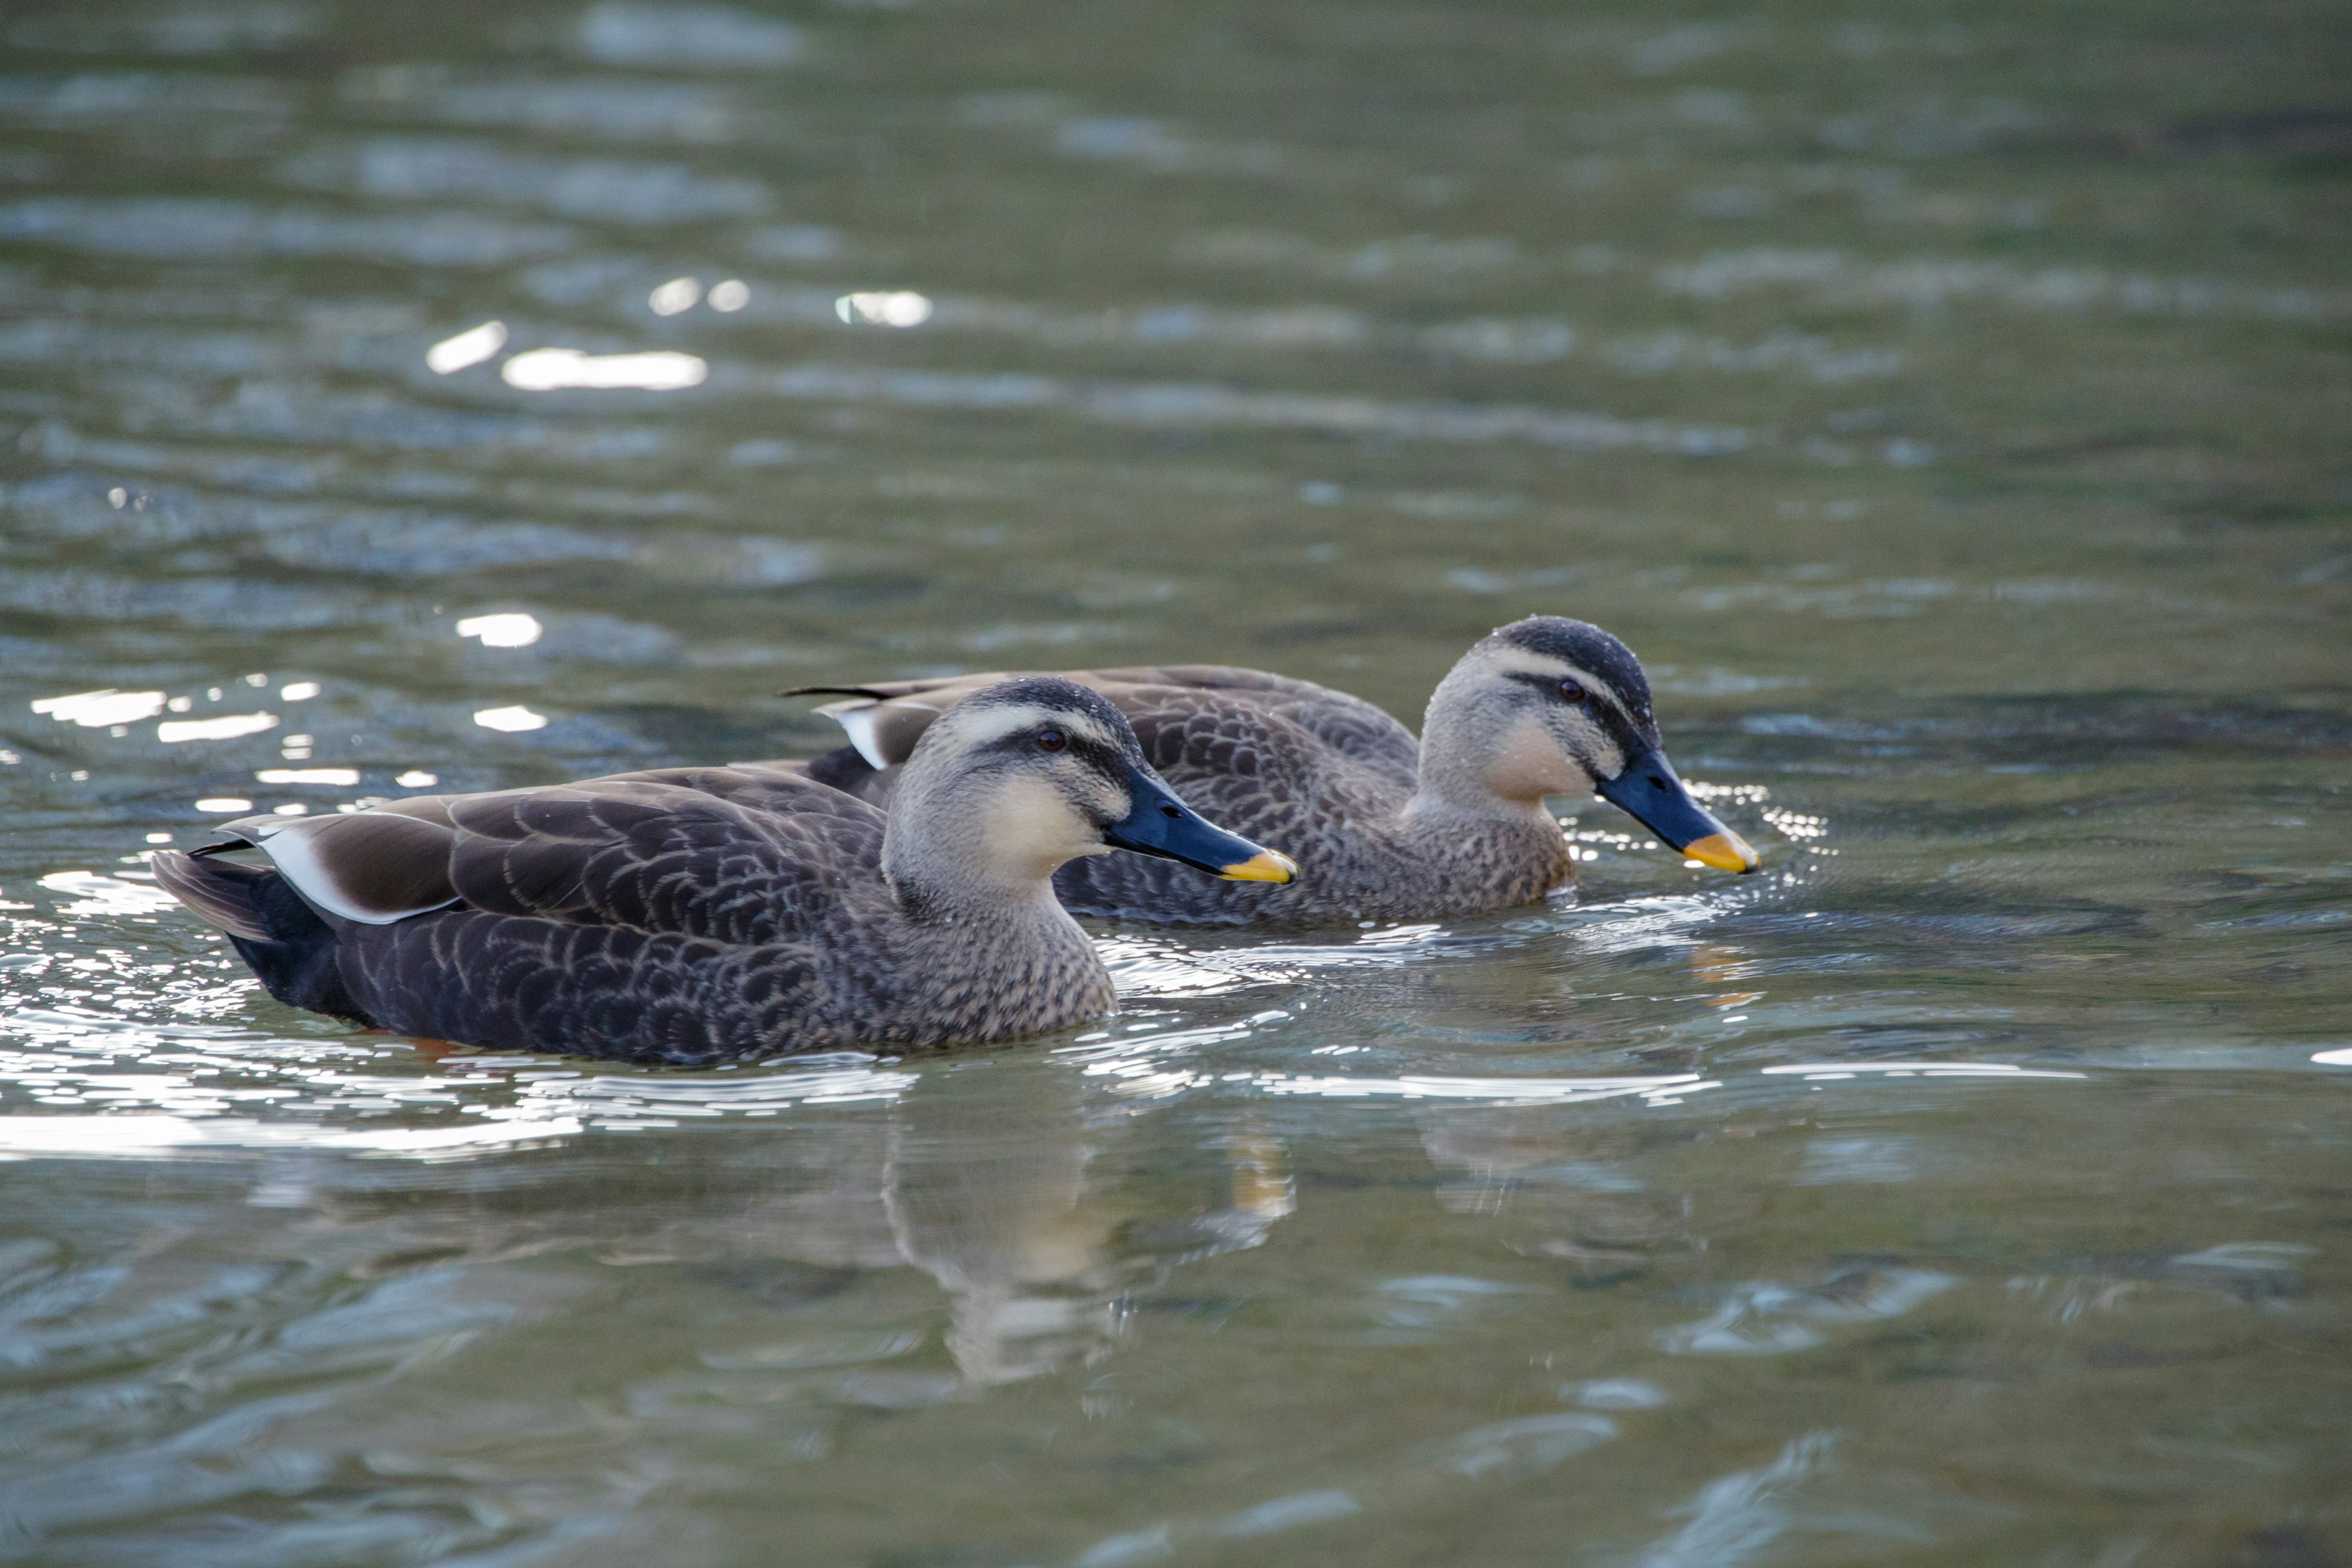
{"left": 771, "top": 625, "right": 1675, "bottom": 922}
{"left": 780, "top": 672, "right": 1561, "bottom": 922}
{"left": 1049, "top": 666, "right": 1575, "bottom": 921}
{"left": 151, "top": 678, "right": 1273, "bottom": 1064}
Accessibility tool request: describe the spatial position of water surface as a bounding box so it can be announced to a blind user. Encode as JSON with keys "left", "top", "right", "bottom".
{"left": 3, "top": 0, "right": 2350, "bottom": 1562}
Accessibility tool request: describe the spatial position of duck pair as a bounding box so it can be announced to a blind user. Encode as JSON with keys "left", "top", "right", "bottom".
{"left": 156, "top": 616, "right": 1757, "bottom": 1065}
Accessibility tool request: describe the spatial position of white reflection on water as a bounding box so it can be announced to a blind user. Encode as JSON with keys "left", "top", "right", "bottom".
{"left": 1572, "top": 1378, "right": 1669, "bottom": 1410}
{"left": 1657, "top": 1268, "right": 1958, "bottom": 1357}
{"left": 1214, "top": 1490, "right": 1363, "bottom": 1537}
{"left": 1059, "top": 1014, "right": 1286, "bottom": 1101}
{"left": 1267, "top": 1073, "right": 1717, "bottom": 1106}
{"left": 834, "top": 290, "right": 933, "bottom": 326}
{"left": 0, "top": 1008, "right": 916, "bottom": 1156}
{"left": 255, "top": 768, "right": 359, "bottom": 785}
{"left": 649, "top": 276, "right": 701, "bottom": 315}
{"left": 158, "top": 712, "right": 277, "bottom": 742}
{"left": 1760, "top": 1060, "right": 2085, "bottom": 1082}
{"left": 0, "top": 1112, "right": 585, "bottom": 1159}
{"left": 1072, "top": 1523, "right": 1174, "bottom": 1568}
{"left": 424, "top": 318, "right": 506, "bottom": 374}
{"left": 454, "top": 610, "right": 542, "bottom": 647}
{"left": 2006, "top": 1241, "right": 2321, "bottom": 1324}
{"left": 30, "top": 689, "right": 165, "bottom": 728}
{"left": 472, "top": 705, "right": 548, "bottom": 732}
{"left": 36, "top": 872, "right": 180, "bottom": 918}
{"left": 1564, "top": 892, "right": 1743, "bottom": 956}
{"left": 1100, "top": 926, "right": 1452, "bottom": 999}
{"left": 1630, "top": 1431, "right": 1839, "bottom": 1568}
{"left": 502, "top": 347, "right": 706, "bottom": 390}
{"left": 1074, "top": 1485, "right": 1370, "bottom": 1567}
{"left": 1425, "top": 1412, "right": 1619, "bottom": 1478}
{"left": 504, "top": 1054, "right": 914, "bottom": 1129}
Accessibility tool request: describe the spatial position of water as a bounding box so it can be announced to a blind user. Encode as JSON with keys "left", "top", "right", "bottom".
{"left": 3, "top": 0, "right": 2350, "bottom": 1560}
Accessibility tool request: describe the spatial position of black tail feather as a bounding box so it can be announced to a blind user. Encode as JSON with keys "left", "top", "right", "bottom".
{"left": 151, "top": 846, "right": 268, "bottom": 938}
{"left": 796, "top": 744, "right": 883, "bottom": 798}
{"left": 774, "top": 684, "right": 895, "bottom": 701}
{"left": 154, "top": 850, "right": 376, "bottom": 1025}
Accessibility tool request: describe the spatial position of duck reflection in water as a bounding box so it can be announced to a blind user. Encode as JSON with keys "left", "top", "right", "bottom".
{"left": 753, "top": 1063, "right": 1295, "bottom": 1384}
{"left": 301, "top": 1056, "right": 1294, "bottom": 1390}
{"left": 1417, "top": 1107, "right": 1716, "bottom": 1276}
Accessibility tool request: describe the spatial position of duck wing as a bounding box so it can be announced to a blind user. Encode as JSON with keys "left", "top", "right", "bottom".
{"left": 771, "top": 665, "right": 1420, "bottom": 800}
{"left": 207, "top": 766, "right": 892, "bottom": 944}
{"left": 1046, "top": 680, "right": 1415, "bottom": 921}
{"left": 1087, "top": 666, "right": 1419, "bottom": 788}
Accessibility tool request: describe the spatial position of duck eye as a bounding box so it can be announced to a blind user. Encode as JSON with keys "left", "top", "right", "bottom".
{"left": 1558, "top": 680, "right": 1586, "bottom": 705}
{"left": 1036, "top": 727, "right": 1067, "bottom": 752}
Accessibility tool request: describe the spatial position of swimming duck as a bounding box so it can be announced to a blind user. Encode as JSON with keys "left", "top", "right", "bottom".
{"left": 152, "top": 677, "right": 1295, "bottom": 1063}
{"left": 772, "top": 616, "right": 1757, "bottom": 924}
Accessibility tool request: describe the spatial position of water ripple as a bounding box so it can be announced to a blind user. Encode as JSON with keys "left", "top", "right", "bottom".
{"left": 0, "top": 198, "right": 573, "bottom": 265}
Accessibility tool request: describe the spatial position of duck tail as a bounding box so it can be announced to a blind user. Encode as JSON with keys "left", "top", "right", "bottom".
{"left": 153, "top": 848, "right": 376, "bottom": 1025}
{"left": 152, "top": 843, "right": 268, "bottom": 938}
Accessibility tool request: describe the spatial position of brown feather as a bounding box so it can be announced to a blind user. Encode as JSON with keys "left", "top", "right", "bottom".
{"left": 766, "top": 662, "right": 1566, "bottom": 924}
{"left": 150, "top": 849, "right": 268, "bottom": 938}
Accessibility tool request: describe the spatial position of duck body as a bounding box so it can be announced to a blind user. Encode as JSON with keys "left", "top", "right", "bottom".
{"left": 778, "top": 617, "right": 1757, "bottom": 926}
{"left": 154, "top": 679, "right": 1292, "bottom": 1063}
{"left": 797, "top": 667, "right": 1567, "bottom": 923}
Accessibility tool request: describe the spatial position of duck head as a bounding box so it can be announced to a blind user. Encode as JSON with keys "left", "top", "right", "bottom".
{"left": 884, "top": 676, "right": 1296, "bottom": 911}
{"left": 1417, "top": 616, "right": 1759, "bottom": 873}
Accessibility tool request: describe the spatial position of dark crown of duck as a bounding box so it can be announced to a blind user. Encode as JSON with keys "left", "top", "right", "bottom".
{"left": 1430, "top": 615, "right": 1754, "bottom": 873}
{"left": 1488, "top": 616, "right": 1656, "bottom": 734}
{"left": 883, "top": 675, "right": 1297, "bottom": 909}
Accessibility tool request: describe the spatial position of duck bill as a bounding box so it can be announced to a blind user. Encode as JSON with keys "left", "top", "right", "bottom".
{"left": 1103, "top": 767, "right": 1297, "bottom": 883}
{"left": 1596, "top": 750, "right": 1760, "bottom": 873}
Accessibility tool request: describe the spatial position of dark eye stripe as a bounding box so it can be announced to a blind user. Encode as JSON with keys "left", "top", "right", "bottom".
{"left": 1069, "top": 734, "right": 1131, "bottom": 785}
{"left": 993, "top": 722, "right": 1127, "bottom": 775}
{"left": 1507, "top": 669, "right": 1644, "bottom": 752}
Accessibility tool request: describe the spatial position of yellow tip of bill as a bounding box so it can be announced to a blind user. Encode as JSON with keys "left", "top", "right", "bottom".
{"left": 1682, "top": 830, "right": 1760, "bottom": 874}
{"left": 1220, "top": 849, "right": 1299, "bottom": 884}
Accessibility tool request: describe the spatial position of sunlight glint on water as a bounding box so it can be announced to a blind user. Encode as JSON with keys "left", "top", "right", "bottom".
{"left": 1, "top": 0, "right": 2349, "bottom": 1561}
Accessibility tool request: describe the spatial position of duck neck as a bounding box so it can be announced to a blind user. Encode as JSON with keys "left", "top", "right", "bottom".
{"left": 889, "top": 862, "right": 1073, "bottom": 933}
{"left": 883, "top": 801, "right": 1076, "bottom": 933}
{"left": 1393, "top": 670, "right": 1577, "bottom": 902}
{"left": 878, "top": 827, "right": 1110, "bottom": 1042}
{"left": 1403, "top": 666, "right": 1559, "bottom": 830}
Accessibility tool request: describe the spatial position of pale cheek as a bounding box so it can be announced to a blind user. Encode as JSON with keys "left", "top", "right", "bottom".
{"left": 1487, "top": 717, "right": 1591, "bottom": 799}
{"left": 1582, "top": 731, "right": 1624, "bottom": 782}
{"left": 984, "top": 778, "right": 1099, "bottom": 874}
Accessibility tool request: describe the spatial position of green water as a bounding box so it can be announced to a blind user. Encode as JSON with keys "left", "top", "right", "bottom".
{"left": 3, "top": 0, "right": 2350, "bottom": 1561}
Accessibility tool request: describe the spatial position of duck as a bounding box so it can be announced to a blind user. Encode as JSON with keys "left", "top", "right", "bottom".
{"left": 151, "top": 677, "right": 1295, "bottom": 1063}
{"left": 767, "top": 616, "right": 1757, "bottom": 925}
